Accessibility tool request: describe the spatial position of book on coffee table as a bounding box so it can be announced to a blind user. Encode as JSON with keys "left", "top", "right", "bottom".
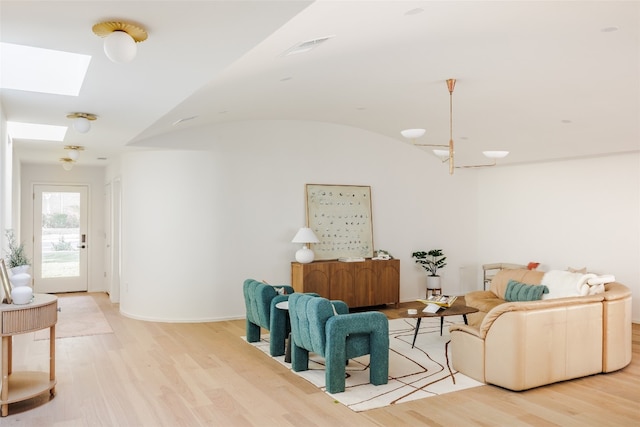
{"left": 417, "top": 295, "right": 458, "bottom": 308}
{"left": 422, "top": 303, "right": 442, "bottom": 313}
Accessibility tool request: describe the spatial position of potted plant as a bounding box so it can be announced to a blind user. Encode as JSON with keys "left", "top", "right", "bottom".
{"left": 4, "top": 229, "right": 31, "bottom": 277}
{"left": 412, "top": 249, "right": 447, "bottom": 290}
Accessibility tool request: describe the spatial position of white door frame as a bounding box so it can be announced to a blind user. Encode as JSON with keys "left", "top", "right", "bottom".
{"left": 33, "top": 184, "right": 89, "bottom": 293}
{"left": 105, "top": 178, "right": 122, "bottom": 303}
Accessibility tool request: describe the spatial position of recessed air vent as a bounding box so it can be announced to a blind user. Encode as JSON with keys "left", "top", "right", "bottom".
{"left": 172, "top": 116, "right": 198, "bottom": 126}
{"left": 281, "top": 36, "right": 334, "bottom": 56}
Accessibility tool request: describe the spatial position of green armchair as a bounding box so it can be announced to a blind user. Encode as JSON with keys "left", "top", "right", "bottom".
{"left": 243, "top": 279, "right": 294, "bottom": 357}
{"left": 288, "top": 293, "right": 389, "bottom": 393}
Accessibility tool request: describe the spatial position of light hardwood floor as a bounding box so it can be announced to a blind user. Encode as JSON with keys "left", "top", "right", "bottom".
{"left": 4, "top": 293, "right": 639, "bottom": 426}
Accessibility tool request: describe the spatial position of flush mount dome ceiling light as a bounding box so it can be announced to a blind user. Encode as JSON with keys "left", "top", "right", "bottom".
{"left": 60, "top": 157, "right": 75, "bottom": 171}
{"left": 66, "top": 112, "right": 97, "bottom": 133}
{"left": 92, "top": 21, "right": 148, "bottom": 63}
{"left": 64, "top": 145, "right": 84, "bottom": 161}
{"left": 401, "top": 78, "right": 509, "bottom": 175}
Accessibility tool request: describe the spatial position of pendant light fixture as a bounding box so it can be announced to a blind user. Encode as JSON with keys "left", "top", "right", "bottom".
{"left": 92, "top": 21, "right": 148, "bottom": 63}
{"left": 401, "top": 78, "right": 509, "bottom": 174}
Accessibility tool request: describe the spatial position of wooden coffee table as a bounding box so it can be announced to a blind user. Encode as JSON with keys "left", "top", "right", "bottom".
{"left": 406, "top": 300, "right": 478, "bottom": 348}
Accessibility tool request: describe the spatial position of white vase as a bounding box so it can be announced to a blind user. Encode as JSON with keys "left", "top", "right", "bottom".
{"left": 10, "top": 265, "right": 31, "bottom": 287}
{"left": 10, "top": 265, "right": 30, "bottom": 275}
{"left": 11, "top": 285, "right": 33, "bottom": 304}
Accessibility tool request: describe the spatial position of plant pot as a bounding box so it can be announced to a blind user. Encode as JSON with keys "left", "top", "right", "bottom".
{"left": 426, "top": 276, "right": 441, "bottom": 290}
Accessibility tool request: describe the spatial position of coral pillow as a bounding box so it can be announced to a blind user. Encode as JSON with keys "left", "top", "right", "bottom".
{"left": 505, "top": 280, "right": 549, "bottom": 302}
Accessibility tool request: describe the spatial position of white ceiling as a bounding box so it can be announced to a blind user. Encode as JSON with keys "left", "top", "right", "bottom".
{"left": 1, "top": 0, "right": 639, "bottom": 168}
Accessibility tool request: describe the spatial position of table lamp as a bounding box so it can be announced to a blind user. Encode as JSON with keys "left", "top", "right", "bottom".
{"left": 292, "top": 227, "right": 320, "bottom": 263}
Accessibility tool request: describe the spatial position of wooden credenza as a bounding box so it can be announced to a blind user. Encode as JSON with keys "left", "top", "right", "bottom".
{"left": 1, "top": 294, "right": 57, "bottom": 417}
{"left": 291, "top": 259, "right": 400, "bottom": 308}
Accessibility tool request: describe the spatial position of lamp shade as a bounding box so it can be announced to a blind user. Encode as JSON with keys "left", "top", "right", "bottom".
{"left": 292, "top": 227, "right": 319, "bottom": 264}
{"left": 73, "top": 117, "right": 91, "bottom": 133}
{"left": 104, "top": 30, "right": 137, "bottom": 63}
{"left": 401, "top": 128, "right": 426, "bottom": 139}
{"left": 433, "top": 149, "right": 449, "bottom": 159}
{"left": 291, "top": 227, "right": 319, "bottom": 244}
{"left": 62, "top": 161, "right": 73, "bottom": 171}
{"left": 483, "top": 150, "right": 509, "bottom": 159}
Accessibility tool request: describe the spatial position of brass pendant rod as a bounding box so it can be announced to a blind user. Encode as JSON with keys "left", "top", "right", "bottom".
{"left": 449, "top": 139, "right": 454, "bottom": 175}
{"left": 447, "top": 79, "right": 456, "bottom": 175}
{"left": 455, "top": 161, "right": 498, "bottom": 169}
{"left": 413, "top": 143, "right": 449, "bottom": 147}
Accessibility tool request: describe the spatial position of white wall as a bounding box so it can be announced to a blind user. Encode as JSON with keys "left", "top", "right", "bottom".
{"left": 20, "top": 164, "right": 107, "bottom": 293}
{"left": 8, "top": 121, "right": 639, "bottom": 323}
{"left": 0, "top": 107, "right": 23, "bottom": 302}
{"left": 477, "top": 153, "right": 640, "bottom": 322}
{"left": 0, "top": 104, "right": 9, "bottom": 303}
{"left": 120, "top": 120, "right": 478, "bottom": 321}
{"left": 0, "top": 106, "right": 9, "bottom": 242}
{"left": 0, "top": 106, "right": 20, "bottom": 247}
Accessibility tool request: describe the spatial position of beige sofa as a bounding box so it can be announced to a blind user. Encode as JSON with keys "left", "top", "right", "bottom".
{"left": 450, "top": 268, "right": 632, "bottom": 391}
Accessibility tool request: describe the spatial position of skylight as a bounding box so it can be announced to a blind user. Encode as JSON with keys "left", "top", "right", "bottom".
{"left": 7, "top": 122, "right": 67, "bottom": 141}
{"left": 0, "top": 42, "right": 91, "bottom": 96}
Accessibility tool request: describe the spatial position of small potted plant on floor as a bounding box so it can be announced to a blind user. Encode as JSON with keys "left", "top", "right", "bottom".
{"left": 412, "top": 249, "right": 447, "bottom": 292}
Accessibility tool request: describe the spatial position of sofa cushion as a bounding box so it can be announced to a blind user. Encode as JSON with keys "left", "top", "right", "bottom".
{"left": 504, "top": 280, "right": 549, "bottom": 301}
{"left": 463, "top": 290, "right": 503, "bottom": 327}
{"left": 465, "top": 291, "right": 503, "bottom": 313}
{"left": 490, "top": 268, "right": 545, "bottom": 299}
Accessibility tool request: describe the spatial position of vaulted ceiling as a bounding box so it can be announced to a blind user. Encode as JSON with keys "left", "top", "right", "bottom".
{"left": 2, "top": 1, "right": 638, "bottom": 168}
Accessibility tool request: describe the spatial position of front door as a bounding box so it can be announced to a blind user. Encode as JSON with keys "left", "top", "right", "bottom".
{"left": 33, "top": 185, "right": 89, "bottom": 293}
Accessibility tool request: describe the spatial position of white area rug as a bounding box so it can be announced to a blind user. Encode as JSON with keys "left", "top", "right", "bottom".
{"left": 245, "top": 317, "right": 483, "bottom": 411}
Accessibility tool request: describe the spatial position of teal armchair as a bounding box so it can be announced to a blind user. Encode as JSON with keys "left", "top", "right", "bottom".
{"left": 243, "top": 279, "right": 294, "bottom": 357}
{"left": 288, "top": 293, "right": 389, "bottom": 393}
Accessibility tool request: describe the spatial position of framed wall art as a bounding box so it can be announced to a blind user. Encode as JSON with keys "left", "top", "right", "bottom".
{"left": 1, "top": 259, "right": 12, "bottom": 304}
{"left": 306, "top": 184, "right": 374, "bottom": 260}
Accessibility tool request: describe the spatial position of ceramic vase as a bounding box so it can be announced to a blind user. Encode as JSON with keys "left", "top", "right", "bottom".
{"left": 10, "top": 265, "right": 32, "bottom": 287}
{"left": 11, "top": 285, "right": 33, "bottom": 304}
